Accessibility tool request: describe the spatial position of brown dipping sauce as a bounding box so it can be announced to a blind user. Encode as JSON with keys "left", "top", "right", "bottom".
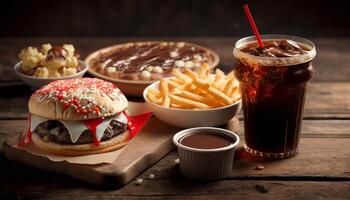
{"left": 179, "top": 132, "right": 234, "bottom": 149}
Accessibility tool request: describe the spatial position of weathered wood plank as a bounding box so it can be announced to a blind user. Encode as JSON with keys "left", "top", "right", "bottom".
{"left": 0, "top": 37, "right": 349, "bottom": 82}
{"left": 1, "top": 82, "right": 349, "bottom": 119}
{"left": 136, "top": 138, "right": 350, "bottom": 180}
{"left": 0, "top": 147, "right": 349, "bottom": 198}
{"left": 0, "top": 179, "right": 348, "bottom": 200}
{"left": 305, "top": 82, "right": 350, "bottom": 118}
{"left": 0, "top": 120, "right": 349, "bottom": 199}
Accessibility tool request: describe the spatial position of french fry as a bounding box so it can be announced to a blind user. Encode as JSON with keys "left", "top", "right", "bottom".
{"left": 200, "top": 92, "right": 226, "bottom": 107}
{"left": 162, "top": 94, "right": 171, "bottom": 107}
{"left": 191, "top": 83, "right": 226, "bottom": 107}
{"left": 175, "top": 82, "right": 195, "bottom": 92}
{"left": 214, "top": 68, "right": 224, "bottom": 82}
{"left": 148, "top": 87, "right": 161, "bottom": 98}
{"left": 231, "top": 93, "right": 241, "bottom": 102}
{"left": 171, "top": 69, "right": 192, "bottom": 83}
{"left": 232, "top": 79, "right": 239, "bottom": 88}
{"left": 170, "top": 103, "right": 192, "bottom": 109}
{"left": 168, "top": 79, "right": 180, "bottom": 86}
{"left": 207, "top": 87, "right": 233, "bottom": 105}
{"left": 184, "top": 82, "right": 196, "bottom": 91}
{"left": 193, "top": 78, "right": 233, "bottom": 105}
{"left": 230, "top": 86, "right": 240, "bottom": 98}
{"left": 212, "top": 79, "right": 226, "bottom": 91}
{"left": 199, "top": 63, "right": 209, "bottom": 78}
{"left": 177, "top": 90, "right": 207, "bottom": 104}
{"left": 147, "top": 93, "right": 160, "bottom": 105}
{"left": 223, "top": 79, "right": 234, "bottom": 96}
{"left": 169, "top": 94, "right": 210, "bottom": 109}
{"left": 168, "top": 79, "right": 180, "bottom": 91}
{"left": 160, "top": 79, "right": 169, "bottom": 94}
{"left": 179, "top": 90, "right": 223, "bottom": 107}
{"left": 228, "top": 80, "right": 240, "bottom": 96}
{"left": 184, "top": 68, "right": 198, "bottom": 80}
{"left": 170, "top": 77, "right": 183, "bottom": 84}
{"left": 226, "top": 71, "right": 235, "bottom": 80}
{"left": 193, "top": 78, "right": 211, "bottom": 88}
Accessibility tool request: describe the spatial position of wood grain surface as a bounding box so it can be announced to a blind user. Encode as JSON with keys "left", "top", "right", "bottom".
{"left": 0, "top": 37, "right": 349, "bottom": 199}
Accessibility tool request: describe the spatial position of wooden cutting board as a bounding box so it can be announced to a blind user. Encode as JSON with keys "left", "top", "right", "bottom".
{"left": 3, "top": 102, "right": 239, "bottom": 188}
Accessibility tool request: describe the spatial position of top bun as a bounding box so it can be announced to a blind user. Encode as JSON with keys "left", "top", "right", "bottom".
{"left": 29, "top": 78, "right": 128, "bottom": 120}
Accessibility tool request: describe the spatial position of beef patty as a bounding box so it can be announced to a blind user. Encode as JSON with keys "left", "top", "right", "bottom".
{"left": 33, "top": 120, "right": 127, "bottom": 145}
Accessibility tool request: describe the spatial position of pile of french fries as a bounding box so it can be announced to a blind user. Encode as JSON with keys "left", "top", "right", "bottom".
{"left": 146, "top": 63, "right": 241, "bottom": 109}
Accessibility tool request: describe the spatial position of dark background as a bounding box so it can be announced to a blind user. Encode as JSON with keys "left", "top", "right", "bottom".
{"left": 1, "top": 0, "right": 349, "bottom": 38}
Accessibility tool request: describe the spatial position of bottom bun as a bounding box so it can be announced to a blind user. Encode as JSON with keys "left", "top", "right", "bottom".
{"left": 31, "top": 130, "right": 130, "bottom": 156}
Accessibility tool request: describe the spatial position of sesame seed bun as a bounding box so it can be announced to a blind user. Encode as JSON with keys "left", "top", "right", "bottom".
{"left": 31, "top": 130, "right": 130, "bottom": 156}
{"left": 28, "top": 78, "right": 128, "bottom": 120}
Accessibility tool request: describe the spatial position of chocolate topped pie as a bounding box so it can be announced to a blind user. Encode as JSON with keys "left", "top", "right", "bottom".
{"left": 86, "top": 41, "right": 219, "bottom": 81}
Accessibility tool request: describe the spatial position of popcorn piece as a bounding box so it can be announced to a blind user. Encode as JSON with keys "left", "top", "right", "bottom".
{"left": 134, "top": 178, "right": 143, "bottom": 185}
{"left": 170, "top": 51, "right": 179, "bottom": 58}
{"left": 62, "top": 67, "right": 77, "bottom": 76}
{"left": 63, "top": 44, "right": 75, "bottom": 56}
{"left": 153, "top": 66, "right": 163, "bottom": 73}
{"left": 41, "top": 44, "right": 52, "bottom": 55}
{"left": 106, "top": 67, "right": 116, "bottom": 73}
{"left": 184, "top": 61, "right": 194, "bottom": 68}
{"left": 176, "top": 42, "right": 185, "bottom": 48}
{"left": 141, "top": 70, "right": 151, "bottom": 78}
{"left": 255, "top": 164, "right": 265, "bottom": 170}
{"left": 146, "top": 66, "right": 154, "bottom": 72}
{"left": 33, "top": 67, "right": 49, "bottom": 78}
{"left": 44, "top": 59, "right": 66, "bottom": 69}
{"left": 19, "top": 47, "right": 46, "bottom": 71}
{"left": 175, "top": 60, "right": 185, "bottom": 68}
{"left": 66, "top": 56, "right": 79, "bottom": 68}
{"left": 48, "top": 68, "right": 61, "bottom": 77}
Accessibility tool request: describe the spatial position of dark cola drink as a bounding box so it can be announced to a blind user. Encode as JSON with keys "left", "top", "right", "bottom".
{"left": 233, "top": 35, "right": 316, "bottom": 159}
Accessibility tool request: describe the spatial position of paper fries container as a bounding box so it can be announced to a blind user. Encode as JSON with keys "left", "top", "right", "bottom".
{"left": 173, "top": 127, "right": 240, "bottom": 180}
{"left": 143, "top": 80, "right": 242, "bottom": 128}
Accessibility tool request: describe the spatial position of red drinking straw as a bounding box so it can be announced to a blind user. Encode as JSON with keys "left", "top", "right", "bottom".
{"left": 243, "top": 4, "right": 264, "bottom": 48}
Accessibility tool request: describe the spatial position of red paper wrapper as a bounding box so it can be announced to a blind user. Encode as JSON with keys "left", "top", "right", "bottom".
{"left": 20, "top": 112, "right": 153, "bottom": 146}
{"left": 124, "top": 111, "right": 153, "bottom": 139}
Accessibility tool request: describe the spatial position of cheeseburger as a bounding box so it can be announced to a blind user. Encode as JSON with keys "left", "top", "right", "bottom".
{"left": 23, "top": 78, "right": 131, "bottom": 156}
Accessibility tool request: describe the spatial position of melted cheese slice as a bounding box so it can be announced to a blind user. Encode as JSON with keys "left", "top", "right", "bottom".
{"left": 30, "top": 113, "right": 128, "bottom": 143}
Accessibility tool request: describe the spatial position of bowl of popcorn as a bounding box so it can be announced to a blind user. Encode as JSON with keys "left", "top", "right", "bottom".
{"left": 14, "top": 44, "right": 88, "bottom": 89}
{"left": 143, "top": 64, "right": 242, "bottom": 128}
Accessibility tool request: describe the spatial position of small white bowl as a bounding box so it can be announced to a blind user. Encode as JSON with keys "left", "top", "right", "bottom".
{"left": 143, "top": 79, "right": 242, "bottom": 128}
{"left": 14, "top": 60, "right": 88, "bottom": 90}
{"left": 173, "top": 127, "right": 240, "bottom": 180}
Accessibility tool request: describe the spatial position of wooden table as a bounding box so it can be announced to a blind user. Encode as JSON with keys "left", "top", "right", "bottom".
{"left": 0, "top": 38, "right": 349, "bottom": 199}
